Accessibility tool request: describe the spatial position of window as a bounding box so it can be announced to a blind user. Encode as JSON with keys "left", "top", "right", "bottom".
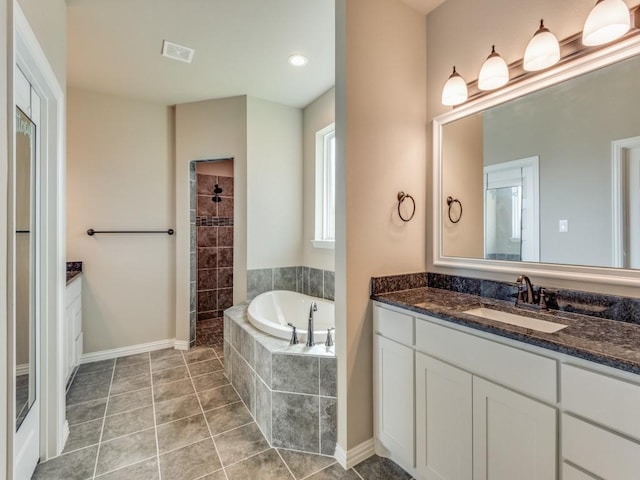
{"left": 313, "top": 123, "right": 335, "bottom": 248}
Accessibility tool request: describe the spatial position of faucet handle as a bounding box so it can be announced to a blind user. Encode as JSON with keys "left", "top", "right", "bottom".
{"left": 287, "top": 323, "right": 299, "bottom": 345}
{"left": 325, "top": 328, "right": 335, "bottom": 347}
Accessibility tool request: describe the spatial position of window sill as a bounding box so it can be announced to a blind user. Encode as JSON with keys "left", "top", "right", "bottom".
{"left": 312, "top": 240, "right": 335, "bottom": 250}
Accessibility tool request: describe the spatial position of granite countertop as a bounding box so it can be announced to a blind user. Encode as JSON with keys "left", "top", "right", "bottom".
{"left": 372, "top": 287, "right": 640, "bottom": 376}
{"left": 66, "top": 261, "right": 83, "bottom": 286}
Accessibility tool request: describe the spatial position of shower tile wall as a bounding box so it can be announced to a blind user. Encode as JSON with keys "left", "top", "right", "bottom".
{"left": 196, "top": 173, "right": 234, "bottom": 345}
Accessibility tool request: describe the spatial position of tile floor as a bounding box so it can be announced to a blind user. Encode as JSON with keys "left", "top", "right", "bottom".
{"left": 32, "top": 346, "right": 413, "bottom": 480}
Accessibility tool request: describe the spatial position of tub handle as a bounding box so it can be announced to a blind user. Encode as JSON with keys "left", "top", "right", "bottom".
{"left": 287, "top": 323, "right": 299, "bottom": 345}
{"left": 325, "top": 328, "right": 335, "bottom": 347}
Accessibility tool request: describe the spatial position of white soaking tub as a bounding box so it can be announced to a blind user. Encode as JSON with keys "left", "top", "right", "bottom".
{"left": 247, "top": 290, "right": 335, "bottom": 344}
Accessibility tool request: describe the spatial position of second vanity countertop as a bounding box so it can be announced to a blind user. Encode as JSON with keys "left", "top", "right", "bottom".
{"left": 372, "top": 287, "right": 640, "bottom": 376}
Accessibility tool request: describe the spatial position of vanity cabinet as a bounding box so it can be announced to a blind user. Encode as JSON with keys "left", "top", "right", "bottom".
{"left": 561, "top": 364, "right": 640, "bottom": 480}
{"left": 472, "top": 377, "right": 556, "bottom": 480}
{"left": 374, "top": 303, "right": 558, "bottom": 480}
{"left": 414, "top": 324, "right": 556, "bottom": 480}
{"left": 415, "top": 353, "right": 472, "bottom": 480}
{"left": 64, "top": 276, "right": 83, "bottom": 383}
{"left": 373, "top": 306, "right": 415, "bottom": 472}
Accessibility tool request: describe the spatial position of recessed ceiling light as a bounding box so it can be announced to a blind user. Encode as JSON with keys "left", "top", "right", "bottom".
{"left": 288, "top": 54, "right": 308, "bottom": 67}
{"left": 161, "top": 40, "right": 195, "bottom": 64}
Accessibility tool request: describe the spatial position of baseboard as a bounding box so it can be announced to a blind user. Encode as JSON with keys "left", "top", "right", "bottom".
{"left": 334, "top": 438, "right": 375, "bottom": 470}
{"left": 80, "top": 339, "right": 184, "bottom": 363}
{"left": 16, "top": 363, "right": 29, "bottom": 376}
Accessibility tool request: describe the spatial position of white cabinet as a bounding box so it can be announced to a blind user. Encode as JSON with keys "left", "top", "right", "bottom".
{"left": 415, "top": 353, "right": 472, "bottom": 480}
{"left": 472, "top": 377, "right": 556, "bottom": 480}
{"left": 65, "top": 277, "right": 83, "bottom": 383}
{"left": 373, "top": 305, "right": 415, "bottom": 471}
{"left": 374, "top": 335, "right": 414, "bottom": 470}
{"left": 561, "top": 363, "right": 640, "bottom": 480}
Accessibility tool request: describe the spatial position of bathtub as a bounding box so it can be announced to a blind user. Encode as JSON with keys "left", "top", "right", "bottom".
{"left": 247, "top": 290, "right": 335, "bottom": 343}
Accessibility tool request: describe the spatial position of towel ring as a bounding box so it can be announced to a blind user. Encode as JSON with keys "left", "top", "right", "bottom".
{"left": 397, "top": 192, "right": 416, "bottom": 222}
{"left": 447, "top": 196, "right": 462, "bottom": 224}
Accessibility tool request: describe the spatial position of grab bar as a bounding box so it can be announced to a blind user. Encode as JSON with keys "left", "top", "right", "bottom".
{"left": 87, "top": 228, "right": 174, "bottom": 236}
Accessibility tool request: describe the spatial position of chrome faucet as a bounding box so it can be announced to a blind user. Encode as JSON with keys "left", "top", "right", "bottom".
{"left": 306, "top": 302, "right": 318, "bottom": 347}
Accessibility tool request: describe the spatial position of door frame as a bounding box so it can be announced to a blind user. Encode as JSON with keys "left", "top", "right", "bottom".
{"left": 612, "top": 136, "right": 640, "bottom": 268}
{"left": 11, "top": 3, "right": 66, "bottom": 476}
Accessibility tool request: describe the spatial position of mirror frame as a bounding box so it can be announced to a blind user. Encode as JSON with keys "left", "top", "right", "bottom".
{"left": 433, "top": 34, "right": 640, "bottom": 287}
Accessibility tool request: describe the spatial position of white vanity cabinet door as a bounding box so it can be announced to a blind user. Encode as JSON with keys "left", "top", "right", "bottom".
{"left": 415, "top": 353, "right": 472, "bottom": 480}
{"left": 374, "top": 334, "right": 414, "bottom": 470}
{"left": 473, "top": 377, "right": 557, "bottom": 480}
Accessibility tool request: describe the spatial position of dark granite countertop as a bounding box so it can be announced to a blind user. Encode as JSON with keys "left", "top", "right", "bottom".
{"left": 372, "top": 287, "right": 640, "bottom": 376}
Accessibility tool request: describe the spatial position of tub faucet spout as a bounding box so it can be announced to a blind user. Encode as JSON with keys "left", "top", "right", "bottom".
{"left": 306, "top": 302, "right": 318, "bottom": 347}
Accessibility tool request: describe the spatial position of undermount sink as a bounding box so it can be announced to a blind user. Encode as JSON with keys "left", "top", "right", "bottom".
{"left": 463, "top": 307, "right": 568, "bottom": 333}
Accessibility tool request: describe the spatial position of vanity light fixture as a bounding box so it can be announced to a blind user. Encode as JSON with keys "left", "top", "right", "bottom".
{"left": 523, "top": 20, "right": 561, "bottom": 71}
{"left": 582, "top": 0, "right": 631, "bottom": 46}
{"left": 478, "top": 46, "right": 509, "bottom": 91}
{"left": 441, "top": 66, "right": 468, "bottom": 106}
{"left": 288, "top": 54, "right": 309, "bottom": 66}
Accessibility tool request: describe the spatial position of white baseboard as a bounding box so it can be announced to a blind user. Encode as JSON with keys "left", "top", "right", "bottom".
{"left": 80, "top": 339, "right": 186, "bottom": 363}
{"left": 335, "top": 438, "right": 375, "bottom": 470}
{"left": 16, "top": 363, "right": 30, "bottom": 376}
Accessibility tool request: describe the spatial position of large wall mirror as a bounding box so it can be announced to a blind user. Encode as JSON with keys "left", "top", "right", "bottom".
{"left": 433, "top": 35, "right": 640, "bottom": 285}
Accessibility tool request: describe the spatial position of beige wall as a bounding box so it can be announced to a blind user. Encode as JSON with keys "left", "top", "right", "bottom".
{"left": 196, "top": 159, "right": 234, "bottom": 177}
{"left": 441, "top": 113, "right": 483, "bottom": 258}
{"left": 175, "top": 96, "right": 248, "bottom": 343}
{"left": 247, "top": 96, "right": 303, "bottom": 269}
{"left": 66, "top": 88, "right": 176, "bottom": 353}
{"left": 426, "top": 0, "right": 640, "bottom": 296}
{"left": 16, "top": 0, "right": 66, "bottom": 88}
{"left": 303, "top": 88, "right": 335, "bottom": 271}
{"left": 337, "top": 0, "right": 427, "bottom": 450}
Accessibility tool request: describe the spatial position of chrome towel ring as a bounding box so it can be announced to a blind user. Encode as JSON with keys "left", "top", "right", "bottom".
{"left": 397, "top": 191, "right": 416, "bottom": 222}
{"left": 447, "top": 196, "right": 462, "bottom": 223}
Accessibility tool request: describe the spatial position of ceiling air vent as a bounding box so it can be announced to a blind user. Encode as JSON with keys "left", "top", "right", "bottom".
{"left": 161, "top": 40, "right": 195, "bottom": 64}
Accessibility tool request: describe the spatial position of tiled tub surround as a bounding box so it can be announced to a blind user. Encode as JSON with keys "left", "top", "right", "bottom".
{"left": 370, "top": 273, "right": 640, "bottom": 375}
{"left": 224, "top": 305, "right": 337, "bottom": 456}
{"left": 248, "top": 266, "right": 335, "bottom": 301}
{"left": 195, "top": 172, "right": 234, "bottom": 346}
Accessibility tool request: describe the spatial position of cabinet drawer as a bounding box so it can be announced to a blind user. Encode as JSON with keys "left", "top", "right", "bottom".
{"left": 563, "top": 414, "right": 640, "bottom": 480}
{"left": 416, "top": 318, "right": 557, "bottom": 403}
{"left": 562, "top": 363, "right": 640, "bottom": 441}
{"left": 562, "top": 463, "right": 598, "bottom": 480}
{"left": 374, "top": 305, "right": 413, "bottom": 346}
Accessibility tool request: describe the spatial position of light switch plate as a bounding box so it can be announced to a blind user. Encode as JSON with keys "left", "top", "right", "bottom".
{"left": 559, "top": 219, "right": 569, "bottom": 233}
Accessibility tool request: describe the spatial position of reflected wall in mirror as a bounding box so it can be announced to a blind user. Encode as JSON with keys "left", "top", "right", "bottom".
{"left": 15, "top": 107, "right": 36, "bottom": 430}
{"left": 441, "top": 53, "right": 640, "bottom": 270}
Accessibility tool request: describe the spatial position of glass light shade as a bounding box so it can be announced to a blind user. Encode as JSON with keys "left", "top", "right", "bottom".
{"left": 524, "top": 20, "right": 560, "bottom": 71}
{"left": 478, "top": 46, "right": 509, "bottom": 91}
{"left": 582, "top": 0, "right": 630, "bottom": 46}
{"left": 441, "top": 67, "right": 468, "bottom": 106}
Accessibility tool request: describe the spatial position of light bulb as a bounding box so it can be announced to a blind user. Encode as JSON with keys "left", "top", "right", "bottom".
{"left": 478, "top": 46, "right": 509, "bottom": 91}
{"left": 441, "top": 66, "right": 468, "bottom": 106}
{"left": 288, "top": 54, "right": 309, "bottom": 66}
{"left": 524, "top": 20, "right": 561, "bottom": 71}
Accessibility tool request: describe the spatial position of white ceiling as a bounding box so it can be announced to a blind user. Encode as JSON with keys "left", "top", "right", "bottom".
{"left": 66, "top": 0, "right": 448, "bottom": 108}
{"left": 66, "top": 0, "right": 336, "bottom": 108}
